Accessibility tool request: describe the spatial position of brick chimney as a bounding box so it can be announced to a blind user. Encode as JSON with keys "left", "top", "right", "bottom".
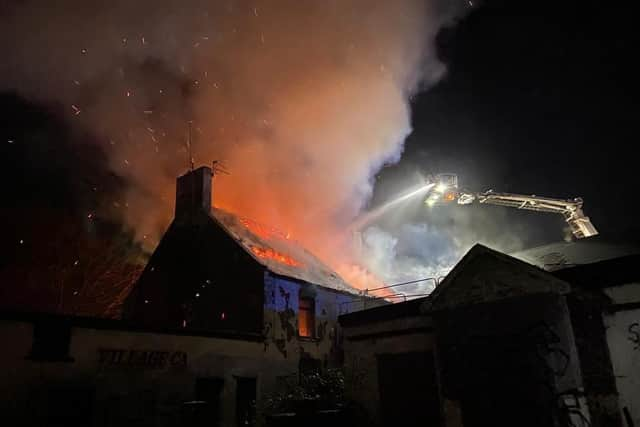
{"left": 175, "top": 166, "right": 212, "bottom": 218}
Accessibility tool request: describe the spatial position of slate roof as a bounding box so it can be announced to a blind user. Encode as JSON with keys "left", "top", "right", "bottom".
{"left": 211, "top": 208, "right": 359, "bottom": 294}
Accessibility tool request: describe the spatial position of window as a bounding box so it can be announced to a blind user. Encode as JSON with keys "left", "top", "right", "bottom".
{"left": 298, "top": 296, "right": 315, "bottom": 338}
{"left": 28, "top": 319, "right": 73, "bottom": 362}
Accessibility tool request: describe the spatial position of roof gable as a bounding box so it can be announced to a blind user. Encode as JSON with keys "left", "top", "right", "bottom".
{"left": 423, "top": 244, "right": 571, "bottom": 312}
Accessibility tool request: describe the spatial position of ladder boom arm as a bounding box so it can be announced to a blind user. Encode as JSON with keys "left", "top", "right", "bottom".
{"left": 469, "top": 191, "right": 598, "bottom": 239}
{"left": 424, "top": 174, "right": 598, "bottom": 240}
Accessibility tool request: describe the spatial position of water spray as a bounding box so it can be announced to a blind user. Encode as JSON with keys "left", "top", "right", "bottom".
{"left": 351, "top": 182, "right": 435, "bottom": 230}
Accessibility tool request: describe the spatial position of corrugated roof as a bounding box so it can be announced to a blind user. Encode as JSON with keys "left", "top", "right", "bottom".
{"left": 552, "top": 254, "right": 640, "bottom": 289}
{"left": 512, "top": 237, "right": 640, "bottom": 271}
{"left": 210, "top": 208, "right": 359, "bottom": 294}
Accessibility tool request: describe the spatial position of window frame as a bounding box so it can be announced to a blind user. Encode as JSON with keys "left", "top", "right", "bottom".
{"left": 297, "top": 296, "right": 316, "bottom": 339}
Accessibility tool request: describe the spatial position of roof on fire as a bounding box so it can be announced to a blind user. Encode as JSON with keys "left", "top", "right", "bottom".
{"left": 210, "top": 208, "right": 359, "bottom": 294}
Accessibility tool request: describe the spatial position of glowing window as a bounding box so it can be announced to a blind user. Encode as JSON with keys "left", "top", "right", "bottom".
{"left": 298, "top": 297, "right": 315, "bottom": 338}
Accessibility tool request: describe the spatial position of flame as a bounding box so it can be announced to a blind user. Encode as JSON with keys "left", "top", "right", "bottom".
{"left": 444, "top": 191, "right": 457, "bottom": 202}
{"left": 240, "top": 217, "right": 291, "bottom": 241}
{"left": 250, "top": 245, "right": 301, "bottom": 267}
{"left": 337, "top": 263, "right": 394, "bottom": 297}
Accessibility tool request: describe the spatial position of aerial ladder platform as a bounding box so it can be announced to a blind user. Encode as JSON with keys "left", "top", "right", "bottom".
{"left": 424, "top": 173, "right": 598, "bottom": 239}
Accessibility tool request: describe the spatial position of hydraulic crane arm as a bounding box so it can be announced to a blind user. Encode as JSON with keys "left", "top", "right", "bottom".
{"left": 424, "top": 174, "right": 598, "bottom": 239}
{"left": 472, "top": 191, "right": 598, "bottom": 239}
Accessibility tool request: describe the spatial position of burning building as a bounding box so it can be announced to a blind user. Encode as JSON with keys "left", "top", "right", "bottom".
{"left": 0, "top": 166, "right": 383, "bottom": 426}
{"left": 124, "top": 165, "right": 362, "bottom": 333}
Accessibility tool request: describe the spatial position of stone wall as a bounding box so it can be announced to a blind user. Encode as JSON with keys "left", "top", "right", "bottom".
{"left": 264, "top": 272, "right": 379, "bottom": 368}
{"left": 435, "top": 293, "right": 588, "bottom": 427}
{"left": 341, "top": 313, "right": 435, "bottom": 425}
{"left": 0, "top": 276, "right": 371, "bottom": 426}
{"left": 0, "top": 318, "right": 296, "bottom": 426}
{"left": 603, "top": 282, "right": 640, "bottom": 427}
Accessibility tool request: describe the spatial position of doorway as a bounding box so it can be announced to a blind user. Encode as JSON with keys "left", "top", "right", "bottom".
{"left": 376, "top": 351, "right": 441, "bottom": 427}
{"left": 192, "top": 377, "right": 224, "bottom": 427}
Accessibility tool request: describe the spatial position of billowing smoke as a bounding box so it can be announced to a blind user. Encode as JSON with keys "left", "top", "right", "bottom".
{"left": 0, "top": 0, "right": 467, "bottom": 289}
{"left": 356, "top": 204, "right": 533, "bottom": 296}
{"left": 357, "top": 224, "right": 456, "bottom": 296}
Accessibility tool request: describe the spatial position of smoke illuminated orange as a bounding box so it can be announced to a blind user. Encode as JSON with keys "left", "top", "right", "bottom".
{"left": 250, "top": 246, "right": 301, "bottom": 267}
{"left": 0, "top": 0, "right": 454, "bottom": 295}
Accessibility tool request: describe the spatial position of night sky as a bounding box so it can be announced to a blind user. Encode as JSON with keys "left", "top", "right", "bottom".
{"left": 1, "top": 0, "right": 638, "bottom": 313}
{"left": 375, "top": 0, "right": 638, "bottom": 244}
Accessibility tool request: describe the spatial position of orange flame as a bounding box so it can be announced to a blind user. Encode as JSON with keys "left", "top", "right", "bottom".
{"left": 240, "top": 217, "right": 291, "bottom": 241}
{"left": 444, "top": 191, "right": 456, "bottom": 202}
{"left": 250, "top": 246, "right": 301, "bottom": 267}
